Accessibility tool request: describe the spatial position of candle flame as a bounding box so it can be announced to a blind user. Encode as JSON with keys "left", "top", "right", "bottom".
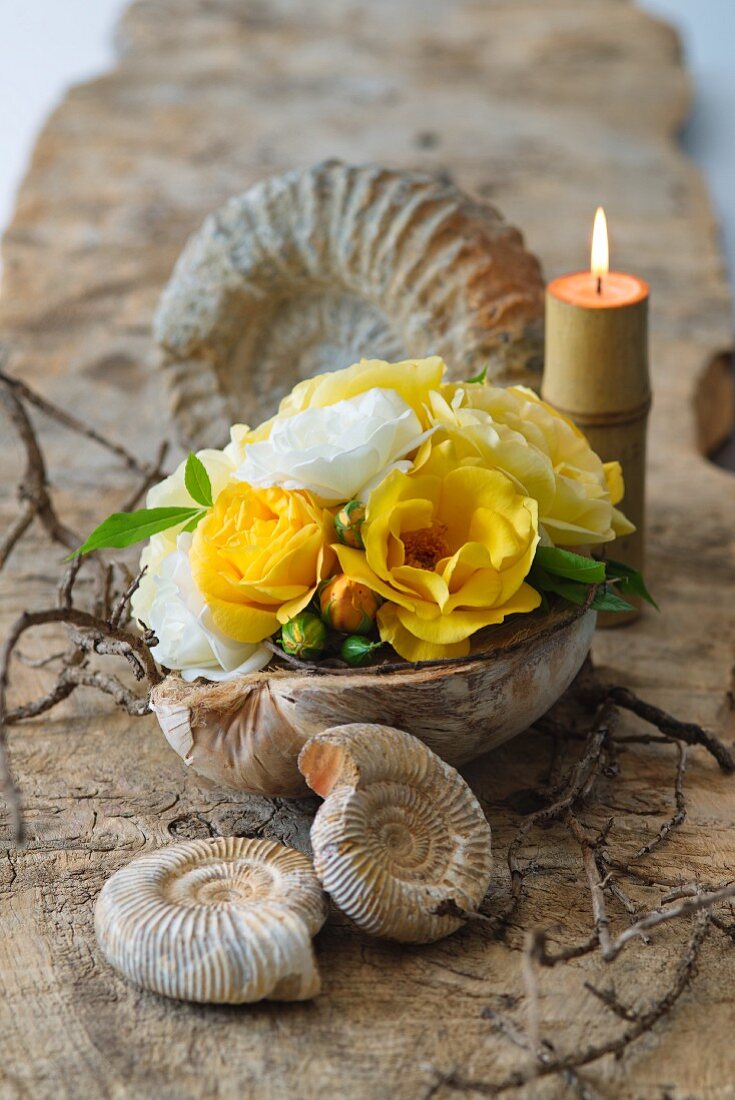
{"left": 591, "top": 206, "right": 609, "bottom": 278}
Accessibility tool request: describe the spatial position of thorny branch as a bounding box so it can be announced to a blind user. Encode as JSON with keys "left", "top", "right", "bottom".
{"left": 0, "top": 361, "right": 168, "bottom": 843}
{"left": 3, "top": 359, "right": 735, "bottom": 1094}
{"left": 428, "top": 664, "right": 735, "bottom": 1096}
{"left": 434, "top": 911, "right": 711, "bottom": 1097}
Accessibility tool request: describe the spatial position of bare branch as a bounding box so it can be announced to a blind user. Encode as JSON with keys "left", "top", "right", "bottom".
{"left": 590, "top": 682, "right": 734, "bottom": 774}
{"left": 443, "top": 911, "right": 710, "bottom": 1095}
{"left": 602, "top": 882, "right": 734, "bottom": 962}
{"left": 505, "top": 702, "right": 617, "bottom": 912}
{"left": 109, "top": 567, "right": 147, "bottom": 629}
{"left": 632, "top": 741, "right": 687, "bottom": 860}
{"left": 0, "top": 606, "right": 162, "bottom": 840}
{"left": 0, "top": 503, "right": 34, "bottom": 571}
{"left": 0, "top": 362, "right": 150, "bottom": 474}
{"left": 567, "top": 813, "right": 612, "bottom": 958}
{"left": 0, "top": 380, "right": 79, "bottom": 556}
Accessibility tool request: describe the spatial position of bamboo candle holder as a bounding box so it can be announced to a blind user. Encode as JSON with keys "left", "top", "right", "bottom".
{"left": 542, "top": 277, "right": 650, "bottom": 625}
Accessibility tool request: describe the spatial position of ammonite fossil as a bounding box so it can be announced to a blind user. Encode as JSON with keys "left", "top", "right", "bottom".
{"left": 154, "top": 160, "right": 544, "bottom": 449}
{"left": 95, "top": 837, "right": 327, "bottom": 1003}
{"left": 299, "top": 723, "right": 493, "bottom": 943}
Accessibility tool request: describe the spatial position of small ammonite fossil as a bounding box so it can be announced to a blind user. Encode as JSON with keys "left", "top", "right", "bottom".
{"left": 95, "top": 836, "right": 327, "bottom": 1003}
{"left": 298, "top": 723, "right": 493, "bottom": 943}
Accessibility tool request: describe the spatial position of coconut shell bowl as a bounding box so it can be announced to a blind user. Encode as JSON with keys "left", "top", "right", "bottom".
{"left": 149, "top": 159, "right": 595, "bottom": 798}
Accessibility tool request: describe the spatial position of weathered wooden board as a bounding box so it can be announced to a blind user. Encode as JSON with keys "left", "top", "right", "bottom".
{"left": 0, "top": 1, "right": 734, "bottom": 1097}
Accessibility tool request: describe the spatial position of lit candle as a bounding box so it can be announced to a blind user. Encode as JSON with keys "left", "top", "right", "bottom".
{"left": 542, "top": 209, "right": 651, "bottom": 623}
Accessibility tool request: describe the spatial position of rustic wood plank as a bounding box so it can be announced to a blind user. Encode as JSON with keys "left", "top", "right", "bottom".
{"left": 1, "top": 1, "right": 734, "bottom": 1097}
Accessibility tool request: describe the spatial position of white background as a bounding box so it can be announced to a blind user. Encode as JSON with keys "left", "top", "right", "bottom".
{"left": 0, "top": 1, "right": 733, "bottom": 300}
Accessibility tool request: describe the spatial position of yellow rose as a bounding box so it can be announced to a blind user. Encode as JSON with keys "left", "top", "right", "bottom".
{"left": 335, "top": 440, "right": 540, "bottom": 662}
{"left": 190, "top": 483, "right": 335, "bottom": 644}
{"left": 431, "top": 382, "right": 634, "bottom": 547}
{"left": 276, "top": 356, "right": 445, "bottom": 429}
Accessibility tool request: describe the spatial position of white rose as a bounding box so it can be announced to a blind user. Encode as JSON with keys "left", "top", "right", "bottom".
{"left": 233, "top": 387, "right": 432, "bottom": 503}
{"left": 142, "top": 535, "right": 270, "bottom": 683}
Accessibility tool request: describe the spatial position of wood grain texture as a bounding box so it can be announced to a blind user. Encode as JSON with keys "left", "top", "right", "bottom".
{"left": 0, "top": 1, "right": 734, "bottom": 1097}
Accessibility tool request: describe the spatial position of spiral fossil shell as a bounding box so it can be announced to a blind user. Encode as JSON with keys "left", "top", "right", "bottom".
{"left": 154, "top": 159, "right": 544, "bottom": 449}
{"left": 150, "top": 603, "right": 596, "bottom": 799}
{"left": 94, "top": 837, "right": 327, "bottom": 1003}
{"left": 298, "top": 724, "right": 493, "bottom": 943}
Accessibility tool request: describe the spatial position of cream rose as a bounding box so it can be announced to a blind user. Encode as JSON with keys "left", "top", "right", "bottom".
{"left": 234, "top": 387, "right": 432, "bottom": 503}
{"left": 429, "top": 382, "right": 634, "bottom": 547}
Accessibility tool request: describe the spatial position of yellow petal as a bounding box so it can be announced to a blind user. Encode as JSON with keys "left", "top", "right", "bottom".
{"left": 377, "top": 603, "right": 470, "bottom": 662}
{"left": 611, "top": 507, "right": 636, "bottom": 537}
{"left": 279, "top": 356, "right": 446, "bottom": 427}
{"left": 394, "top": 582, "right": 541, "bottom": 645}
{"left": 207, "top": 597, "right": 279, "bottom": 644}
{"left": 603, "top": 460, "right": 625, "bottom": 506}
{"left": 276, "top": 588, "right": 318, "bottom": 625}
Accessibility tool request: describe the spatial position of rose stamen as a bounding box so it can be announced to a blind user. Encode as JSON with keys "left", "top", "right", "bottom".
{"left": 402, "top": 524, "right": 450, "bottom": 571}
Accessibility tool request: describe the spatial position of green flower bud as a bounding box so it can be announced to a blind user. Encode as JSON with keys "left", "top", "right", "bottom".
{"left": 281, "top": 612, "right": 327, "bottom": 661}
{"left": 340, "top": 635, "right": 383, "bottom": 668}
{"left": 334, "top": 500, "right": 366, "bottom": 549}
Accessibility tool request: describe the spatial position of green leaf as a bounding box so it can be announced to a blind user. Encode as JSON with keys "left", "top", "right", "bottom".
{"left": 465, "top": 367, "right": 488, "bottom": 384}
{"left": 603, "top": 558, "right": 659, "bottom": 610}
{"left": 535, "top": 546, "right": 606, "bottom": 584}
{"left": 528, "top": 563, "right": 589, "bottom": 606}
{"left": 70, "top": 507, "right": 202, "bottom": 558}
{"left": 184, "top": 452, "right": 213, "bottom": 508}
{"left": 591, "top": 586, "right": 636, "bottom": 613}
{"left": 181, "top": 510, "right": 207, "bottom": 533}
{"left": 534, "top": 589, "right": 550, "bottom": 615}
{"left": 539, "top": 577, "right": 590, "bottom": 606}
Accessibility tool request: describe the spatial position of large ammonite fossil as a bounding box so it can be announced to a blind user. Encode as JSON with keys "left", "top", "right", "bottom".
{"left": 154, "top": 159, "right": 545, "bottom": 449}
{"left": 95, "top": 837, "right": 327, "bottom": 1003}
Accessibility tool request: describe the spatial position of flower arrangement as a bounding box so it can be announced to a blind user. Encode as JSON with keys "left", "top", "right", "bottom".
{"left": 76, "top": 357, "right": 655, "bottom": 680}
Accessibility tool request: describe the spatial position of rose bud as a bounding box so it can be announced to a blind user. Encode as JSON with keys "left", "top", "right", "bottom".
{"left": 319, "top": 574, "right": 380, "bottom": 635}
{"left": 281, "top": 612, "right": 328, "bottom": 661}
{"left": 340, "top": 635, "right": 383, "bottom": 668}
{"left": 334, "top": 500, "right": 366, "bottom": 549}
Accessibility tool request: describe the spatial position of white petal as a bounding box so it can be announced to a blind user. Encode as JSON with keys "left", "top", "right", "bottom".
{"left": 234, "top": 388, "right": 432, "bottom": 502}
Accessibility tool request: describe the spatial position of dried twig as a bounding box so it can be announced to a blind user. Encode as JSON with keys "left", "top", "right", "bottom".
{"left": 109, "top": 567, "right": 147, "bottom": 629}
{"left": 480, "top": 1005, "right": 603, "bottom": 1100}
{"left": 0, "top": 363, "right": 150, "bottom": 473}
{"left": 429, "top": 661, "right": 734, "bottom": 1096}
{"left": 504, "top": 702, "right": 617, "bottom": 914}
{"left": 0, "top": 380, "right": 79, "bottom": 559}
{"left": 600, "top": 881, "right": 735, "bottom": 962}
{"left": 632, "top": 740, "right": 687, "bottom": 860}
{"left": 0, "top": 368, "right": 170, "bottom": 841}
{"left": 118, "top": 439, "right": 170, "bottom": 512}
{"left": 439, "top": 912, "right": 711, "bottom": 1096}
{"left": 567, "top": 813, "right": 612, "bottom": 958}
{"left": 587, "top": 681, "right": 734, "bottom": 773}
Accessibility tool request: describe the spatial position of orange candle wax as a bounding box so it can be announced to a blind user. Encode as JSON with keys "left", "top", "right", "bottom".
{"left": 547, "top": 269, "right": 649, "bottom": 309}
